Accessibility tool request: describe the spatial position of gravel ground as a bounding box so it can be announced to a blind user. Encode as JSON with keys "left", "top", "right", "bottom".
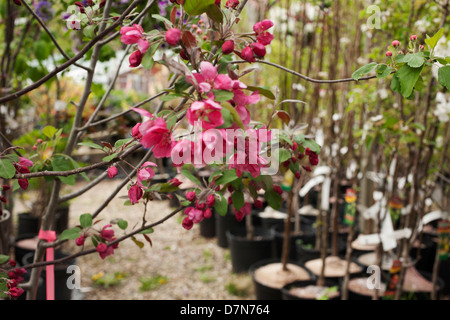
{"left": 57, "top": 179, "right": 256, "bottom": 300}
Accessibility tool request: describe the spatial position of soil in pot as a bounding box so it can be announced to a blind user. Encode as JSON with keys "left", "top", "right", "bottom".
{"left": 256, "top": 207, "right": 287, "bottom": 231}
{"left": 347, "top": 277, "right": 386, "bottom": 300}
{"left": 227, "top": 227, "right": 276, "bottom": 273}
{"left": 282, "top": 279, "right": 341, "bottom": 300}
{"left": 14, "top": 234, "right": 39, "bottom": 265}
{"left": 250, "top": 259, "right": 312, "bottom": 300}
{"left": 356, "top": 251, "right": 395, "bottom": 274}
{"left": 304, "top": 256, "right": 362, "bottom": 284}
{"left": 351, "top": 234, "right": 377, "bottom": 258}
{"left": 402, "top": 266, "right": 444, "bottom": 300}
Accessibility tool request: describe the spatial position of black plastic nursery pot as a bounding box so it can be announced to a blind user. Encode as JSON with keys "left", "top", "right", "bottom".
{"left": 281, "top": 279, "right": 341, "bottom": 300}
{"left": 199, "top": 211, "right": 216, "bottom": 238}
{"left": 271, "top": 224, "right": 315, "bottom": 262}
{"left": 14, "top": 233, "right": 39, "bottom": 266}
{"left": 215, "top": 209, "right": 246, "bottom": 248}
{"left": 250, "top": 258, "right": 314, "bottom": 300}
{"left": 226, "top": 227, "right": 276, "bottom": 274}
{"left": 22, "top": 251, "right": 78, "bottom": 300}
{"left": 17, "top": 213, "right": 40, "bottom": 237}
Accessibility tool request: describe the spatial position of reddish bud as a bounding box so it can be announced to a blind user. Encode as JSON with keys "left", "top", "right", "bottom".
{"left": 222, "top": 40, "right": 235, "bottom": 54}
{"left": 254, "top": 199, "right": 263, "bottom": 209}
{"left": 291, "top": 142, "right": 298, "bottom": 151}
{"left": 0, "top": 196, "right": 6, "bottom": 203}
{"left": 75, "top": 235, "right": 85, "bottom": 246}
{"left": 203, "top": 208, "right": 212, "bottom": 219}
{"left": 9, "top": 260, "right": 16, "bottom": 267}
{"left": 169, "top": 178, "right": 182, "bottom": 187}
{"left": 180, "top": 49, "right": 189, "bottom": 60}
{"left": 8, "top": 287, "right": 24, "bottom": 298}
{"left": 99, "top": 0, "right": 106, "bottom": 8}
{"left": 195, "top": 201, "right": 206, "bottom": 210}
{"left": 295, "top": 171, "right": 301, "bottom": 179}
{"left": 165, "top": 28, "right": 181, "bottom": 46}
{"left": 273, "top": 185, "right": 282, "bottom": 195}
{"left": 386, "top": 51, "right": 393, "bottom": 57}
{"left": 2, "top": 185, "right": 10, "bottom": 191}
{"left": 410, "top": 35, "right": 417, "bottom": 41}
{"left": 18, "top": 179, "right": 28, "bottom": 190}
{"left": 251, "top": 42, "right": 266, "bottom": 58}
{"left": 182, "top": 217, "right": 194, "bottom": 230}
{"left": 129, "top": 50, "right": 143, "bottom": 68}
{"left": 107, "top": 166, "right": 118, "bottom": 179}
{"left": 13, "top": 0, "right": 21, "bottom": 6}
{"left": 206, "top": 194, "right": 216, "bottom": 207}
{"left": 391, "top": 40, "right": 400, "bottom": 47}
{"left": 131, "top": 122, "right": 142, "bottom": 139}
{"left": 186, "top": 191, "right": 196, "bottom": 202}
{"left": 241, "top": 46, "right": 256, "bottom": 63}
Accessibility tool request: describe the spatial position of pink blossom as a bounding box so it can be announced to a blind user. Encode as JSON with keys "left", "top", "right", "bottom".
{"left": 187, "top": 61, "right": 233, "bottom": 94}
{"left": 187, "top": 99, "right": 224, "bottom": 130}
{"left": 185, "top": 207, "right": 204, "bottom": 223}
{"left": 18, "top": 157, "right": 33, "bottom": 167}
{"left": 253, "top": 20, "right": 274, "bottom": 46}
{"left": 165, "top": 28, "right": 181, "bottom": 46}
{"left": 140, "top": 118, "right": 175, "bottom": 158}
{"left": 251, "top": 42, "right": 266, "bottom": 57}
{"left": 131, "top": 123, "right": 142, "bottom": 139}
{"left": 100, "top": 225, "right": 115, "bottom": 242}
{"left": 96, "top": 243, "right": 114, "bottom": 260}
{"left": 120, "top": 24, "right": 149, "bottom": 53}
{"left": 128, "top": 184, "right": 143, "bottom": 205}
{"left": 169, "top": 178, "right": 182, "bottom": 187}
{"left": 107, "top": 166, "right": 118, "bottom": 178}
{"left": 203, "top": 208, "right": 212, "bottom": 219}
{"left": 171, "top": 139, "right": 195, "bottom": 168}
{"left": 137, "top": 161, "right": 157, "bottom": 187}
{"left": 225, "top": 0, "right": 239, "bottom": 9}
{"left": 206, "top": 194, "right": 216, "bottom": 207}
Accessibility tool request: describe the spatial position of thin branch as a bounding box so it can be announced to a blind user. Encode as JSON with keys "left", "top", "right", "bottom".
{"left": 58, "top": 171, "right": 108, "bottom": 203}
{"left": 0, "top": 0, "right": 142, "bottom": 105}
{"left": 230, "top": 59, "right": 382, "bottom": 84}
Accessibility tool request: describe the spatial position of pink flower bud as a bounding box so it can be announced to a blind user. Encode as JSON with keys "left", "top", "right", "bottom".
{"left": 222, "top": 40, "right": 235, "bottom": 54}
{"left": 254, "top": 199, "right": 263, "bottom": 209}
{"left": 107, "top": 166, "right": 118, "bottom": 178}
{"left": 241, "top": 46, "right": 255, "bottom": 63}
{"left": 165, "top": 28, "right": 181, "bottom": 46}
{"left": 295, "top": 171, "right": 301, "bottom": 179}
{"left": 129, "top": 50, "right": 143, "bottom": 68}
{"left": 273, "top": 185, "right": 282, "bottom": 195}
{"left": 392, "top": 40, "right": 400, "bottom": 47}
{"left": 386, "top": 51, "right": 393, "bottom": 57}
{"left": 8, "top": 287, "right": 24, "bottom": 298}
{"left": 128, "top": 184, "right": 143, "bottom": 205}
{"left": 410, "top": 35, "right": 417, "bottom": 41}
{"left": 182, "top": 217, "right": 194, "bottom": 230}
{"left": 186, "top": 191, "right": 196, "bottom": 202}
{"left": 169, "top": 178, "right": 182, "bottom": 187}
{"left": 251, "top": 42, "right": 266, "bottom": 57}
{"left": 9, "top": 260, "right": 16, "bottom": 267}
{"left": 131, "top": 123, "right": 142, "bottom": 139}
{"left": 203, "top": 208, "right": 212, "bottom": 219}
{"left": 206, "top": 194, "right": 216, "bottom": 207}
{"left": 75, "top": 235, "right": 85, "bottom": 246}
{"left": 13, "top": 0, "right": 21, "bottom": 6}
{"left": 195, "top": 201, "right": 206, "bottom": 210}
{"left": 18, "top": 179, "right": 28, "bottom": 190}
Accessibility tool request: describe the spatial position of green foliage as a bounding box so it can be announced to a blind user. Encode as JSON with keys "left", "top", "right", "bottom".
{"left": 139, "top": 275, "right": 168, "bottom": 291}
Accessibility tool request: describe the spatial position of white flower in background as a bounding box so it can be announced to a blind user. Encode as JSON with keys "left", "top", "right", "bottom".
{"left": 436, "top": 136, "right": 443, "bottom": 148}
{"left": 292, "top": 83, "right": 306, "bottom": 92}
{"left": 432, "top": 37, "right": 450, "bottom": 79}
{"left": 434, "top": 92, "right": 450, "bottom": 122}
{"left": 378, "top": 88, "right": 389, "bottom": 100}
{"left": 340, "top": 37, "right": 351, "bottom": 46}
{"left": 361, "top": 23, "right": 372, "bottom": 38}
{"left": 414, "top": 19, "right": 431, "bottom": 33}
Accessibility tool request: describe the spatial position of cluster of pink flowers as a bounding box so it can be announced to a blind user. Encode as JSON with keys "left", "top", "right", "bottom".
{"left": 120, "top": 24, "right": 150, "bottom": 67}
{"left": 75, "top": 224, "right": 119, "bottom": 259}
{"left": 13, "top": 157, "right": 33, "bottom": 190}
{"left": 181, "top": 192, "right": 216, "bottom": 230}
{"left": 4, "top": 261, "right": 26, "bottom": 299}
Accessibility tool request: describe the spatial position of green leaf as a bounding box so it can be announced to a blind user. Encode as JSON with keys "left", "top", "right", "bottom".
{"left": 265, "top": 189, "right": 282, "bottom": 210}
{"left": 403, "top": 53, "right": 426, "bottom": 68}
{"left": 131, "top": 236, "right": 145, "bottom": 248}
{"left": 51, "top": 156, "right": 76, "bottom": 185}
{"left": 181, "top": 167, "right": 201, "bottom": 186}
{"left": 391, "top": 74, "right": 401, "bottom": 93}
{"left": 102, "top": 153, "right": 118, "bottom": 162}
{"left": 0, "top": 159, "right": 16, "bottom": 179}
{"left": 213, "top": 90, "right": 234, "bottom": 102}
{"left": 160, "top": 93, "right": 184, "bottom": 102}
{"left": 277, "top": 148, "right": 291, "bottom": 163}
{"left": 183, "top": 0, "right": 215, "bottom": 16}
{"left": 245, "top": 86, "right": 276, "bottom": 100}
{"left": 295, "top": 134, "right": 321, "bottom": 154}
{"left": 78, "top": 141, "right": 104, "bottom": 150}
{"left": 42, "top": 125, "right": 58, "bottom": 139}
{"left": 117, "top": 219, "right": 128, "bottom": 230}
{"left": 438, "top": 65, "right": 450, "bottom": 90}
{"left": 67, "top": 156, "right": 90, "bottom": 182}
{"left": 0, "top": 254, "right": 9, "bottom": 265}
{"left": 206, "top": 4, "right": 223, "bottom": 23}
{"left": 33, "top": 41, "right": 50, "bottom": 61}
{"left": 141, "top": 54, "right": 155, "bottom": 70}
{"left": 411, "top": 122, "right": 426, "bottom": 131}
{"left": 83, "top": 25, "right": 96, "bottom": 39}
{"left": 151, "top": 14, "right": 173, "bottom": 27}
{"left": 214, "top": 193, "right": 228, "bottom": 216}
{"left": 395, "top": 64, "right": 424, "bottom": 98}
{"left": 214, "top": 169, "right": 239, "bottom": 185}
{"left": 80, "top": 213, "right": 93, "bottom": 228}
{"left": 376, "top": 64, "right": 393, "bottom": 78}
{"left": 114, "top": 138, "right": 133, "bottom": 149}
{"left": 59, "top": 227, "right": 82, "bottom": 241}
{"left": 231, "top": 190, "right": 244, "bottom": 211}
{"left": 352, "top": 62, "right": 377, "bottom": 81}
{"left": 425, "top": 28, "right": 444, "bottom": 50}
{"left": 222, "top": 103, "right": 245, "bottom": 130}
{"left": 139, "top": 228, "right": 154, "bottom": 234}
